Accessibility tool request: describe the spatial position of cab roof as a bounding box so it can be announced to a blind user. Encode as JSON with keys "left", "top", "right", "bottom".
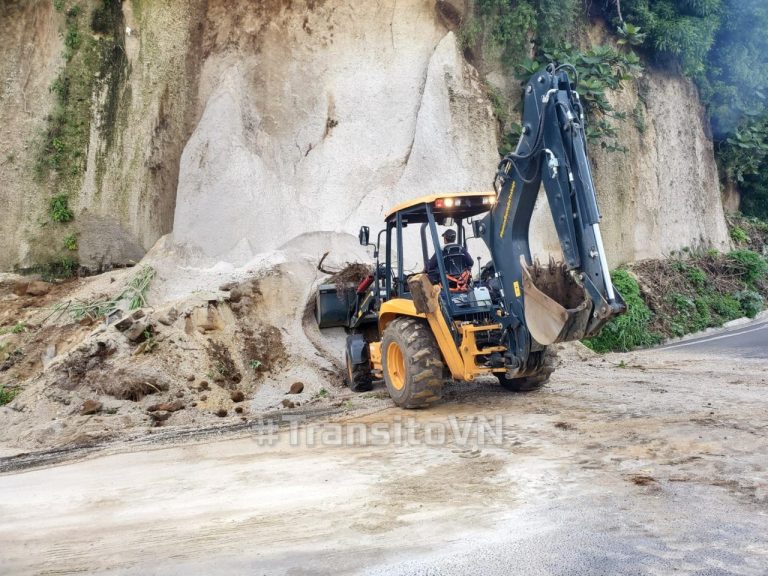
{"left": 384, "top": 192, "right": 496, "bottom": 223}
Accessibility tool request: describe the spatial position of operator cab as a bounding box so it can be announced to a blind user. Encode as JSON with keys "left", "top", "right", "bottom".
{"left": 358, "top": 192, "right": 500, "bottom": 326}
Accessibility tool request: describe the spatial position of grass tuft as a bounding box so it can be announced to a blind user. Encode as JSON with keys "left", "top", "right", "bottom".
{"left": 0, "top": 386, "right": 20, "bottom": 406}
{"left": 583, "top": 270, "right": 661, "bottom": 353}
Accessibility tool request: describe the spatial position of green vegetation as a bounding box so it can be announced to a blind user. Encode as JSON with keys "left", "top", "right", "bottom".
{"left": 727, "top": 249, "right": 768, "bottom": 285}
{"left": 471, "top": 0, "right": 583, "bottom": 64}
{"left": 734, "top": 290, "right": 764, "bottom": 318}
{"left": 610, "top": 0, "right": 721, "bottom": 77}
{"left": 666, "top": 291, "right": 741, "bottom": 336}
{"left": 466, "top": 0, "right": 642, "bottom": 152}
{"left": 37, "top": 256, "right": 79, "bottom": 281}
{"left": 685, "top": 264, "right": 706, "bottom": 288}
{"left": 249, "top": 359, "right": 263, "bottom": 371}
{"left": 717, "top": 116, "right": 768, "bottom": 219}
{"left": 583, "top": 269, "right": 661, "bottom": 352}
{"left": 0, "top": 322, "right": 27, "bottom": 336}
{"left": 585, "top": 247, "right": 768, "bottom": 351}
{"left": 473, "top": 0, "right": 537, "bottom": 65}
{"left": 600, "top": 0, "right": 768, "bottom": 220}
{"left": 616, "top": 22, "right": 647, "bottom": 47}
{"left": 38, "top": 0, "right": 127, "bottom": 221}
{"left": 0, "top": 386, "right": 20, "bottom": 406}
{"left": 49, "top": 193, "right": 74, "bottom": 223}
{"left": 54, "top": 265, "right": 155, "bottom": 321}
{"left": 729, "top": 225, "right": 749, "bottom": 244}
{"left": 63, "top": 233, "right": 78, "bottom": 251}
{"left": 726, "top": 214, "right": 768, "bottom": 253}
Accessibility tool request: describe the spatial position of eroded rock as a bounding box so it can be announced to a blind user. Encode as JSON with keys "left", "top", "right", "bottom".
{"left": 26, "top": 281, "right": 52, "bottom": 296}
{"left": 147, "top": 400, "right": 184, "bottom": 413}
{"left": 288, "top": 382, "right": 304, "bottom": 394}
{"left": 80, "top": 399, "right": 103, "bottom": 415}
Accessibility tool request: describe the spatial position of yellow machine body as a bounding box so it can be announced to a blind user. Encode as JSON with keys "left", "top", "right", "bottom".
{"left": 369, "top": 276, "right": 507, "bottom": 382}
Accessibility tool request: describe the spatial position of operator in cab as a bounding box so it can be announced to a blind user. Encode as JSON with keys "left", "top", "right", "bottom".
{"left": 426, "top": 229, "right": 474, "bottom": 287}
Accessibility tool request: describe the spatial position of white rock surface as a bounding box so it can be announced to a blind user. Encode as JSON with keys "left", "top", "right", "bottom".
{"left": 172, "top": 1, "right": 498, "bottom": 266}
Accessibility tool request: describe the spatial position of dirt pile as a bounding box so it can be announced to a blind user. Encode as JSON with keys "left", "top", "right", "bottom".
{"left": 0, "top": 249, "right": 374, "bottom": 451}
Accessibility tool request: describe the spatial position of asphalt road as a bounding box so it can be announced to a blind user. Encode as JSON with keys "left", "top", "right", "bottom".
{"left": 658, "top": 317, "right": 768, "bottom": 358}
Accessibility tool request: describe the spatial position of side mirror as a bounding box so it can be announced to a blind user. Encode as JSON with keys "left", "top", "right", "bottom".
{"left": 359, "top": 226, "right": 370, "bottom": 246}
{"left": 472, "top": 220, "right": 486, "bottom": 238}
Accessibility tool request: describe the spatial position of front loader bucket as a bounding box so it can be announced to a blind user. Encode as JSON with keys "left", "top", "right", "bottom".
{"left": 521, "top": 259, "right": 592, "bottom": 345}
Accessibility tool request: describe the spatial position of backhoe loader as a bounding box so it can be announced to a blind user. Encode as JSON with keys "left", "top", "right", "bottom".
{"left": 315, "top": 65, "right": 626, "bottom": 408}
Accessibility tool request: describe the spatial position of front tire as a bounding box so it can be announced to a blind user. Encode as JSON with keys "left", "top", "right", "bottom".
{"left": 381, "top": 317, "right": 444, "bottom": 408}
{"left": 497, "top": 372, "right": 548, "bottom": 392}
{"left": 345, "top": 349, "right": 372, "bottom": 392}
{"left": 497, "top": 347, "right": 557, "bottom": 392}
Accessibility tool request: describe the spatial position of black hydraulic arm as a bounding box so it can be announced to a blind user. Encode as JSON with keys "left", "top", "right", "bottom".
{"left": 479, "top": 65, "right": 626, "bottom": 373}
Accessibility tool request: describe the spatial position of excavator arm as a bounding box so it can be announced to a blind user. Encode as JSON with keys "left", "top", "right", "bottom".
{"left": 478, "top": 65, "right": 626, "bottom": 374}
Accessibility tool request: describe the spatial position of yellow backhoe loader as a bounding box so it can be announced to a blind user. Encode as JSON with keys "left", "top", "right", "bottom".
{"left": 316, "top": 65, "right": 626, "bottom": 407}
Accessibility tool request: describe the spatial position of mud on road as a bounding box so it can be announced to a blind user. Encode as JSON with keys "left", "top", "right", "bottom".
{"left": 1, "top": 343, "right": 767, "bottom": 575}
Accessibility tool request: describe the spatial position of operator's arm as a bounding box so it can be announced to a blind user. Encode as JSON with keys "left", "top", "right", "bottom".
{"left": 426, "top": 253, "right": 437, "bottom": 272}
{"left": 462, "top": 249, "right": 474, "bottom": 269}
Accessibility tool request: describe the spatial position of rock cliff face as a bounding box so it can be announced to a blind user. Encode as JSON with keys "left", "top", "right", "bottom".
{"left": 530, "top": 67, "right": 731, "bottom": 263}
{"left": 586, "top": 68, "right": 731, "bottom": 261}
{"left": 0, "top": 0, "right": 730, "bottom": 272}
{"left": 0, "top": 1, "right": 62, "bottom": 268}
{"left": 173, "top": 1, "right": 497, "bottom": 264}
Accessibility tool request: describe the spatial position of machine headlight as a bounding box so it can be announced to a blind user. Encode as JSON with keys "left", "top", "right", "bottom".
{"left": 436, "top": 197, "right": 462, "bottom": 208}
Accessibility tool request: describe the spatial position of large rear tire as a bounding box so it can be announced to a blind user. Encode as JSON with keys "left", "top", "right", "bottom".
{"left": 381, "top": 317, "right": 444, "bottom": 408}
{"left": 497, "top": 347, "right": 557, "bottom": 392}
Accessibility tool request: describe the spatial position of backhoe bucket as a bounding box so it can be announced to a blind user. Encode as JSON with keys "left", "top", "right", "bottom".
{"left": 521, "top": 259, "right": 592, "bottom": 345}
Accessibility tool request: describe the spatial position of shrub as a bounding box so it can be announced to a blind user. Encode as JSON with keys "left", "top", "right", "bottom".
{"left": 64, "top": 233, "right": 78, "bottom": 251}
{"left": 614, "top": 0, "right": 721, "bottom": 78}
{"left": 49, "top": 194, "right": 74, "bottom": 223}
{"left": 0, "top": 386, "right": 19, "bottom": 406}
{"left": 667, "top": 292, "right": 711, "bottom": 334}
{"left": 583, "top": 269, "right": 661, "bottom": 352}
{"left": 707, "top": 293, "right": 742, "bottom": 321}
{"left": 740, "top": 177, "right": 768, "bottom": 222}
{"left": 734, "top": 290, "right": 764, "bottom": 318}
{"left": 39, "top": 256, "right": 79, "bottom": 282}
{"left": 477, "top": 0, "right": 537, "bottom": 64}
{"left": 686, "top": 266, "right": 707, "bottom": 288}
{"left": 728, "top": 249, "right": 768, "bottom": 285}
{"left": 730, "top": 226, "right": 749, "bottom": 244}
